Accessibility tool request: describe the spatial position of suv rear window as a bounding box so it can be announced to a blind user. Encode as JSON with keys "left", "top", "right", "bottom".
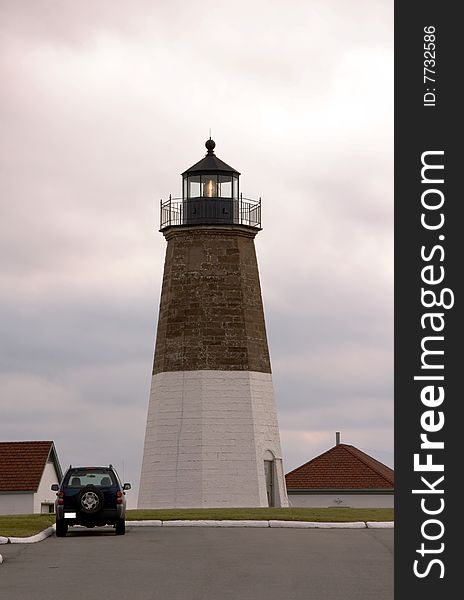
{"left": 65, "top": 470, "right": 116, "bottom": 488}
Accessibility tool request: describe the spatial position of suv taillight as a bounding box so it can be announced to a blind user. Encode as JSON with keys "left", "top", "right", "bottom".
{"left": 57, "top": 491, "right": 64, "bottom": 505}
{"left": 116, "top": 491, "right": 123, "bottom": 504}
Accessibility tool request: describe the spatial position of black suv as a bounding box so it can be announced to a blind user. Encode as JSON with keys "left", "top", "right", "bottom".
{"left": 51, "top": 465, "right": 131, "bottom": 537}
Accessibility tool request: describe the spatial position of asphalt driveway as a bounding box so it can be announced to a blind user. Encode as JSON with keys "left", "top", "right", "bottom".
{"left": 0, "top": 527, "right": 393, "bottom": 600}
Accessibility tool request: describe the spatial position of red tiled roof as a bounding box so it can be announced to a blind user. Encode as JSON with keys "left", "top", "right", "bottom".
{"left": 0, "top": 441, "right": 57, "bottom": 492}
{"left": 285, "top": 444, "right": 394, "bottom": 490}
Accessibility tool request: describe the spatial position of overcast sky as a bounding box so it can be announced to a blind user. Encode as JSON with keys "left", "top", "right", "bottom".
{"left": 1, "top": 0, "right": 393, "bottom": 506}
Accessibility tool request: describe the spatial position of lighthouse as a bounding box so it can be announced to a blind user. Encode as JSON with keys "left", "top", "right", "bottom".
{"left": 138, "top": 139, "right": 288, "bottom": 508}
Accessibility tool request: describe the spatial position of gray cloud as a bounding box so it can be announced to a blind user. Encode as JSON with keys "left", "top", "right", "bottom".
{"left": 1, "top": 0, "right": 393, "bottom": 504}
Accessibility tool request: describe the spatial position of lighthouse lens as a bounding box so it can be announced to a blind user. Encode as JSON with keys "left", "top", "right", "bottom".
{"left": 201, "top": 175, "right": 218, "bottom": 198}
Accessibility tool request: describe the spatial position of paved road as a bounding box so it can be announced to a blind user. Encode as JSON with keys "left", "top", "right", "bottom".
{"left": 0, "top": 527, "right": 393, "bottom": 600}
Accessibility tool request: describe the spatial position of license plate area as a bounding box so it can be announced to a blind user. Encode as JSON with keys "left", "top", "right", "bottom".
{"left": 64, "top": 512, "right": 76, "bottom": 519}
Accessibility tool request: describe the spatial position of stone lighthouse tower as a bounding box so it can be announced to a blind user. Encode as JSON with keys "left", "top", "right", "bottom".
{"left": 138, "top": 139, "right": 288, "bottom": 508}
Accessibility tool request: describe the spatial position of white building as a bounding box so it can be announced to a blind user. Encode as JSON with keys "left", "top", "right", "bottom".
{"left": 0, "top": 441, "right": 62, "bottom": 515}
{"left": 285, "top": 436, "right": 394, "bottom": 509}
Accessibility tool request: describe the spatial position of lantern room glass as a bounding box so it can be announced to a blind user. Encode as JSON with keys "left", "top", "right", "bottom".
{"left": 184, "top": 174, "right": 238, "bottom": 199}
{"left": 218, "top": 175, "right": 232, "bottom": 198}
{"left": 187, "top": 175, "right": 201, "bottom": 198}
{"left": 232, "top": 175, "right": 238, "bottom": 199}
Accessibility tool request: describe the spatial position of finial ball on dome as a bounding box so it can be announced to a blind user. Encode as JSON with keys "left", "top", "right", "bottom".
{"left": 205, "top": 138, "right": 216, "bottom": 152}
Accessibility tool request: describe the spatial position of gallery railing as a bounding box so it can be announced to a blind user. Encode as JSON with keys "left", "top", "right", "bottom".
{"left": 160, "top": 195, "right": 261, "bottom": 230}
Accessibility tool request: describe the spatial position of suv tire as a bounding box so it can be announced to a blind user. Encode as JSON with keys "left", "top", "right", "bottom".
{"left": 55, "top": 521, "right": 68, "bottom": 537}
{"left": 78, "top": 485, "right": 104, "bottom": 514}
{"left": 115, "top": 518, "right": 125, "bottom": 535}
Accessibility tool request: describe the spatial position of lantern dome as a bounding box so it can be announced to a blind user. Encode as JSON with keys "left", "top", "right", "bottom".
{"left": 182, "top": 138, "right": 240, "bottom": 177}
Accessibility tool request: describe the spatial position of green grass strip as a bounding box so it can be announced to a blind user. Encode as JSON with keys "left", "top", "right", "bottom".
{"left": 0, "top": 508, "right": 393, "bottom": 538}
{"left": 0, "top": 515, "right": 55, "bottom": 537}
{"left": 127, "top": 507, "right": 393, "bottom": 523}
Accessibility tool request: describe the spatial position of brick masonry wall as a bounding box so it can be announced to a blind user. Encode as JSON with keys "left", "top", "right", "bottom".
{"left": 152, "top": 226, "right": 271, "bottom": 375}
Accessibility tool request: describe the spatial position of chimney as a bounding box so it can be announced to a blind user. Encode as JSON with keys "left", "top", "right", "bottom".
{"left": 336, "top": 432, "right": 341, "bottom": 445}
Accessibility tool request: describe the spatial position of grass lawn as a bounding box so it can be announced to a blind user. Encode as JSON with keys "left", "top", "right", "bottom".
{"left": 126, "top": 507, "right": 393, "bottom": 523}
{"left": 0, "top": 508, "right": 393, "bottom": 538}
{"left": 0, "top": 514, "right": 55, "bottom": 537}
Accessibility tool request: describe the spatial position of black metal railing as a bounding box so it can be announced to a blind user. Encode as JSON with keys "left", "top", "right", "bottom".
{"left": 160, "top": 194, "right": 261, "bottom": 230}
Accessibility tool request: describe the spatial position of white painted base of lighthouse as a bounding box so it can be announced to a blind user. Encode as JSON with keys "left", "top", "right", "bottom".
{"left": 138, "top": 370, "right": 288, "bottom": 509}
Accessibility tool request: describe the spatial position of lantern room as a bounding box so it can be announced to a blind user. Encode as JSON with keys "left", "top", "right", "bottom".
{"left": 182, "top": 138, "right": 239, "bottom": 201}
{"left": 159, "top": 138, "right": 261, "bottom": 230}
{"left": 182, "top": 138, "right": 240, "bottom": 225}
{"left": 180, "top": 138, "right": 239, "bottom": 225}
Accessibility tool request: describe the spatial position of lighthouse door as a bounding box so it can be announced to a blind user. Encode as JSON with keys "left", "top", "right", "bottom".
{"left": 264, "top": 460, "right": 274, "bottom": 507}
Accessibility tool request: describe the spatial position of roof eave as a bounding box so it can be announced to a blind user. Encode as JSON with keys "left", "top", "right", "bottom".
{"left": 182, "top": 168, "right": 241, "bottom": 176}
{"left": 181, "top": 154, "right": 240, "bottom": 176}
{"left": 48, "top": 442, "right": 63, "bottom": 482}
{"left": 0, "top": 488, "right": 36, "bottom": 494}
{"left": 286, "top": 488, "right": 395, "bottom": 495}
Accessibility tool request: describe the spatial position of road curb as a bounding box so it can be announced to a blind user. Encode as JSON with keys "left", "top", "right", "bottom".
{"left": 7, "top": 525, "right": 56, "bottom": 545}
{"left": 2, "top": 520, "right": 395, "bottom": 546}
{"left": 269, "top": 520, "right": 366, "bottom": 529}
{"left": 366, "top": 521, "right": 394, "bottom": 528}
{"left": 127, "top": 520, "right": 163, "bottom": 527}
{"left": 159, "top": 519, "right": 270, "bottom": 528}
{"left": 0, "top": 536, "right": 6, "bottom": 567}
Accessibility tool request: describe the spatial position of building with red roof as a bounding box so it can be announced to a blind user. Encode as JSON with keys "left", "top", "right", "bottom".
{"left": 285, "top": 434, "right": 394, "bottom": 508}
{"left": 0, "top": 441, "right": 62, "bottom": 515}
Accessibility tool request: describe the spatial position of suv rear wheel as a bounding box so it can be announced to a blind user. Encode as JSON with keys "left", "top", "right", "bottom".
{"left": 55, "top": 521, "right": 68, "bottom": 537}
{"left": 115, "top": 518, "right": 125, "bottom": 535}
